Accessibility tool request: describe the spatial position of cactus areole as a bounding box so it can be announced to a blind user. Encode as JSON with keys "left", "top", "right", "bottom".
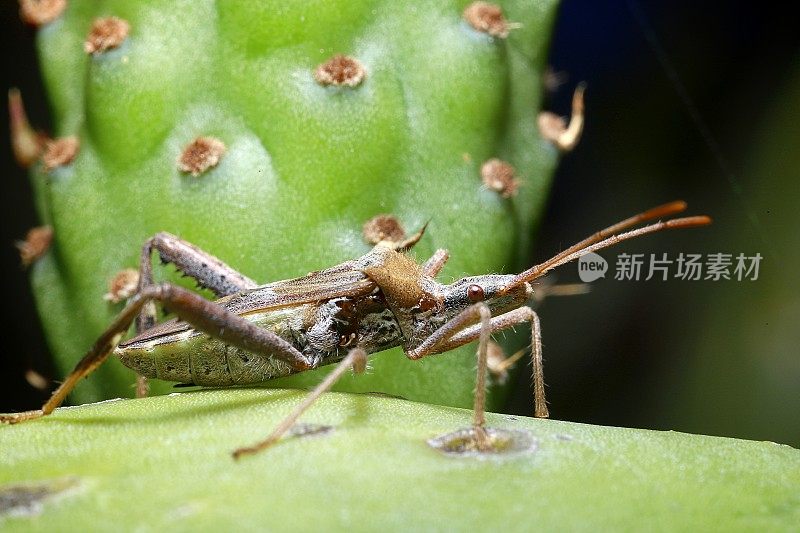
{"left": 21, "top": 1, "right": 562, "bottom": 407}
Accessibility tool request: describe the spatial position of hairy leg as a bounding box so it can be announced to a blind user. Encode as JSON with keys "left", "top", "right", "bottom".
{"left": 407, "top": 305, "right": 548, "bottom": 419}
{"left": 232, "top": 347, "right": 368, "bottom": 459}
{"left": 133, "top": 232, "right": 259, "bottom": 395}
{"left": 421, "top": 249, "right": 449, "bottom": 277}
{"left": 0, "top": 283, "right": 313, "bottom": 424}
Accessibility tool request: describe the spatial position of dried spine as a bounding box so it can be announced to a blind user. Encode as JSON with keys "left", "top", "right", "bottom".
{"left": 8, "top": 88, "right": 44, "bottom": 168}
{"left": 42, "top": 136, "right": 79, "bottom": 172}
{"left": 24, "top": 369, "right": 50, "bottom": 391}
{"left": 537, "top": 83, "right": 586, "bottom": 152}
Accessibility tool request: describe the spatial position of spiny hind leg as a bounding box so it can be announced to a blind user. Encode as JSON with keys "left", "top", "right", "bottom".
{"left": 135, "top": 231, "right": 258, "bottom": 330}
{"left": 233, "top": 347, "right": 368, "bottom": 459}
{"left": 0, "top": 283, "right": 313, "bottom": 425}
{"left": 134, "top": 232, "right": 259, "bottom": 396}
{"left": 1, "top": 286, "right": 162, "bottom": 423}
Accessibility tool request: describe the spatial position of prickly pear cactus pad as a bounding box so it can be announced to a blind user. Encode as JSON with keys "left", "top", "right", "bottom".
{"left": 23, "top": 0, "right": 561, "bottom": 406}
{"left": 1, "top": 391, "right": 798, "bottom": 530}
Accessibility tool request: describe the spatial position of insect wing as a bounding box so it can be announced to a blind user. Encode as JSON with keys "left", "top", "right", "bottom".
{"left": 225, "top": 260, "right": 377, "bottom": 315}
{"left": 118, "top": 256, "right": 381, "bottom": 349}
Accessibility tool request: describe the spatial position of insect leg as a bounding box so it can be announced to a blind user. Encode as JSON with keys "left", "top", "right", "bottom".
{"left": 138, "top": 232, "right": 257, "bottom": 301}
{"left": 530, "top": 278, "right": 590, "bottom": 306}
{"left": 232, "top": 347, "right": 368, "bottom": 459}
{"left": 134, "top": 367, "right": 150, "bottom": 398}
{"left": 472, "top": 304, "right": 492, "bottom": 449}
{"left": 405, "top": 303, "right": 490, "bottom": 361}
{"left": 407, "top": 306, "right": 548, "bottom": 418}
{"left": 134, "top": 233, "right": 260, "bottom": 395}
{"left": 137, "top": 232, "right": 258, "bottom": 331}
{"left": 0, "top": 283, "right": 314, "bottom": 425}
{"left": 421, "top": 249, "right": 450, "bottom": 277}
{"left": 0, "top": 286, "right": 162, "bottom": 424}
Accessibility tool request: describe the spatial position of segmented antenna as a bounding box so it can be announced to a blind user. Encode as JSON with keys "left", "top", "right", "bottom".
{"left": 500, "top": 201, "right": 711, "bottom": 292}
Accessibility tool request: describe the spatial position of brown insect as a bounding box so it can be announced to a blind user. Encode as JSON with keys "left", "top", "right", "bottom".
{"left": 1, "top": 201, "right": 710, "bottom": 458}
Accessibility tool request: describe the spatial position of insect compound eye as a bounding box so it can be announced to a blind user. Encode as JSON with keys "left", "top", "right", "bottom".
{"left": 467, "top": 284, "right": 485, "bottom": 302}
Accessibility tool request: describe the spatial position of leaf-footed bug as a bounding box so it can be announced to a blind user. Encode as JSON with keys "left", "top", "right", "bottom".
{"left": 0, "top": 201, "right": 710, "bottom": 458}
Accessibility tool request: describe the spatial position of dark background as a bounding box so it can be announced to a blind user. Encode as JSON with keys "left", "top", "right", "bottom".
{"left": 2, "top": 1, "right": 798, "bottom": 445}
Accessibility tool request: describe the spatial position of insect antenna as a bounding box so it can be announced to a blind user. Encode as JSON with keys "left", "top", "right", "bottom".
{"left": 501, "top": 201, "right": 711, "bottom": 292}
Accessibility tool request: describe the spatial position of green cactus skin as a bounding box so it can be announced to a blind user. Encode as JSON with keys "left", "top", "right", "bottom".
{"left": 27, "top": 0, "right": 561, "bottom": 407}
{"left": 1, "top": 391, "right": 798, "bottom": 530}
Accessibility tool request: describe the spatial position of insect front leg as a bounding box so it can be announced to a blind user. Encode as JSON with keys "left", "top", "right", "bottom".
{"left": 434, "top": 306, "right": 548, "bottom": 418}
{"left": 405, "top": 303, "right": 495, "bottom": 449}
{"left": 406, "top": 304, "right": 548, "bottom": 435}
{"left": 530, "top": 279, "right": 590, "bottom": 306}
{"left": 232, "top": 347, "right": 368, "bottom": 460}
{"left": 133, "top": 232, "right": 260, "bottom": 395}
{"left": 0, "top": 283, "right": 314, "bottom": 425}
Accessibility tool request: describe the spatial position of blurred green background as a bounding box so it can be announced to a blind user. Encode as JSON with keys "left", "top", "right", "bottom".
{"left": 2, "top": 0, "right": 798, "bottom": 446}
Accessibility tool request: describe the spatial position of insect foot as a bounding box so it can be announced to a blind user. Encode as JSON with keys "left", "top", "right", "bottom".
{"left": 0, "top": 409, "right": 45, "bottom": 425}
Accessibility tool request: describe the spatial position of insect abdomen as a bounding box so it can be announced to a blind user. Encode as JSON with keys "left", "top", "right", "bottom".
{"left": 116, "top": 310, "right": 302, "bottom": 386}
{"left": 118, "top": 335, "right": 298, "bottom": 386}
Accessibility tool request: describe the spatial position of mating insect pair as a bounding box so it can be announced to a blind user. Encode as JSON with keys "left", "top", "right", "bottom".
{"left": 0, "top": 201, "right": 710, "bottom": 458}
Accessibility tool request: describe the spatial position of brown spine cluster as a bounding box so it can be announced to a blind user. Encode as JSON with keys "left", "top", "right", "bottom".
{"left": 104, "top": 269, "right": 141, "bottom": 303}
{"left": 314, "top": 55, "right": 366, "bottom": 87}
{"left": 463, "top": 2, "right": 512, "bottom": 38}
{"left": 481, "top": 158, "right": 520, "bottom": 198}
{"left": 178, "top": 137, "right": 227, "bottom": 177}
{"left": 84, "top": 16, "right": 130, "bottom": 55}
{"left": 363, "top": 215, "right": 407, "bottom": 245}
{"left": 16, "top": 225, "right": 53, "bottom": 267}
{"left": 19, "top": 0, "right": 67, "bottom": 27}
